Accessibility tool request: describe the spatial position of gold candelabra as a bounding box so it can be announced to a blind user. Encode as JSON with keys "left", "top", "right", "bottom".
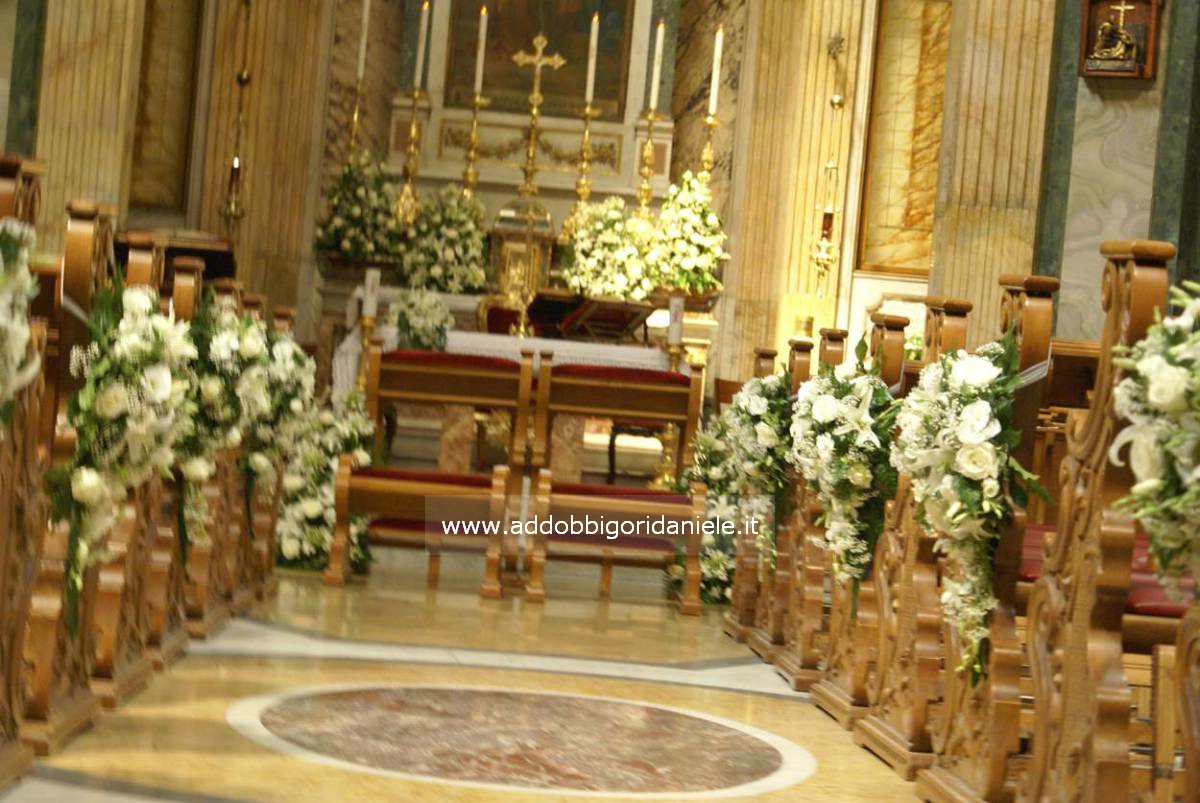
{"left": 636, "top": 111, "right": 663, "bottom": 217}
{"left": 461, "top": 93, "right": 490, "bottom": 199}
{"left": 558, "top": 102, "right": 598, "bottom": 244}
{"left": 700, "top": 113, "right": 718, "bottom": 178}
{"left": 394, "top": 89, "right": 424, "bottom": 225}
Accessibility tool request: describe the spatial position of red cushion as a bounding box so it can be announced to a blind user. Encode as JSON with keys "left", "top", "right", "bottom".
{"left": 355, "top": 466, "right": 492, "bottom": 488}
{"left": 371, "top": 517, "right": 488, "bottom": 538}
{"left": 554, "top": 363, "right": 690, "bottom": 387}
{"left": 551, "top": 481, "right": 691, "bottom": 506}
{"left": 383, "top": 349, "right": 520, "bottom": 372}
{"left": 1126, "top": 573, "right": 1194, "bottom": 618}
{"left": 1020, "top": 525, "right": 1054, "bottom": 582}
{"left": 549, "top": 530, "right": 676, "bottom": 554}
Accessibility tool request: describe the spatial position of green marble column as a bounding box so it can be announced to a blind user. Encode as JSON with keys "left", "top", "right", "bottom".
{"left": 1149, "top": 0, "right": 1200, "bottom": 283}
{"left": 1030, "top": 0, "right": 1083, "bottom": 279}
{"left": 4, "top": 0, "right": 46, "bottom": 156}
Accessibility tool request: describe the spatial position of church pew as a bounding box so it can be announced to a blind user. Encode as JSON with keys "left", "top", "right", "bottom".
{"left": 853, "top": 296, "right": 972, "bottom": 779}
{"left": 810, "top": 312, "right": 909, "bottom": 729}
{"left": 0, "top": 317, "right": 48, "bottom": 782}
{"left": 323, "top": 339, "right": 534, "bottom": 589}
{"left": 774, "top": 327, "right": 848, "bottom": 690}
{"left": 719, "top": 347, "right": 784, "bottom": 642}
{"left": 746, "top": 339, "right": 815, "bottom": 662}
{"left": 0, "top": 154, "right": 44, "bottom": 222}
{"left": 23, "top": 201, "right": 114, "bottom": 754}
{"left": 525, "top": 469, "right": 707, "bottom": 612}
{"left": 913, "top": 274, "right": 1059, "bottom": 802}
{"left": 1019, "top": 241, "right": 1193, "bottom": 802}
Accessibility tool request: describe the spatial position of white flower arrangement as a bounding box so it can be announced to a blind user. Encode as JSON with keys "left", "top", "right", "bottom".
{"left": 726, "top": 372, "right": 795, "bottom": 563}
{"left": 0, "top": 218, "right": 39, "bottom": 427}
{"left": 49, "top": 283, "right": 197, "bottom": 619}
{"left": 275, "top": 390, "right": 374, "bottom": 571}
{"left": 790, "top": 351, "right": 897, "bottom": 583}
{"left": 891, "top": 334, "right": 1039, "bottom": 677}
{"left": 400, "top": 185, "right": 488, "bottom": 293}
{"left": 1111, "top": 281, "right": 1200, "bottom": 598}
{"left": 561, "top": 196, "right": 657, "bottom": 302}
{"left": 315, "top": 150, "right": 406, "bottom": 263}
{"left": 384, "top": 289, "right": 453, "bottom": 351}
{"left": 647, "top": 170, "right": 726, "bottom": 295}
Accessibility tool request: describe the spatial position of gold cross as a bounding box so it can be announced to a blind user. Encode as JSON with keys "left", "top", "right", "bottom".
{"left": 1110, "top": 1, "right": 1136, "bottom": 29}
{"left": 512, "top": 34, "right": 565, "bottom": 107}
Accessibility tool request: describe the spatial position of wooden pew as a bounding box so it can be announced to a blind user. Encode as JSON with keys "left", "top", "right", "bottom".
{"left": 913, "top": 274, "right": 1059, "bottom": 802}
{"left": 0, "top": 155, "right": 44, "bottom": 222}
{"left": 23, "top": 202, "right": 113, "bottom": 754}
{"left": 810, "top": 313, "right": 908, "bottom": 728}
{"left": 1020, "top": 241, "right": 1186, "bottom": 802}
{"left": 721, "top": 347, "right": 786, "bottom": 642}
{"left": 854, "top": 296, "right": 972, "bottom": 779}
{"left": 323, "top": 340, "right": 535, "bottom": 588}
{"left": 746, "top": 338, "right": 815, "bottom": 661}
{"left": 774, "top": 327, "right": 848, "bottom": 690}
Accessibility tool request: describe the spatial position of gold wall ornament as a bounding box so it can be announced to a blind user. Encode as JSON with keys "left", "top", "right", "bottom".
{"left": 1080, "top": 0, "right": 1160, "bottom": 78}
{"left": 461, "top": 93, "right": 491, "bottom": 198}
{"left": 439, "top": 125, "right": 619, "bottom": 170}
{"left": 558, "top": 102, "right": 599, "bottom": 245}
{"left": 512, "top": 33, "right": 566, "bottom": 198}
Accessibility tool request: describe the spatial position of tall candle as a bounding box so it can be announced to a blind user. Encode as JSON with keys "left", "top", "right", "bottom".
{"left": 413, "top": 1, "right": 430, "bottom": 89}
{"left": 363, "top": 269, "right": 381, "bottom": 318}
{"left": 648, "top": 18, "right": 664, "bottom": 112}
{"left": 357, "top": 0, "right": 372, "bottom": 80}
{"left": 708, "top": 25, "right": 723, "bottom": 116}
{"left": 585, "top": 12, "right": 599, "bottom": 104}
{"left": 473, "top": 5, "right": 488, "bottom": 95}
{"left": 668, "top": 293, "right": 684, "bottom": 346}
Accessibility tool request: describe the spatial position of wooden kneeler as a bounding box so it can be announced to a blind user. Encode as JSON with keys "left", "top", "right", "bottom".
{"left": 853, "top": 297, "right": 971, "bottom": 779}
{"left": 746, "top": 339, "right": 815, "bottom": 662}
{"left": 810, "top": 313, "right": 908, "bottom": 729}
{"left": 774, "top": 328, "right": 848, "bottom": 690}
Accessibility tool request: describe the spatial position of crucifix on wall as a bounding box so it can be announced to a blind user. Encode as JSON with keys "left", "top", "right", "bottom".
{"left": 1079, "top": 0, "right": 1160, "bottom": 79}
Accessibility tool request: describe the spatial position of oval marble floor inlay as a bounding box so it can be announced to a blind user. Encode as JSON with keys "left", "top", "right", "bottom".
{"left": 227, "top": 684, "right": 815, "bottom": 798}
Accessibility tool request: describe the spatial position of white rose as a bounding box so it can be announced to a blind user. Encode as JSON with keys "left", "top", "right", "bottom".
{"left": 755, "top": 422, "right": 779, "bottom": 448}
{"left": 210, "top": 331, "right": 239, "bottom": 363}
{"left": 95, "top": 383, "right": 130, "bottom": 419}
{"left": 835, "top": 362, "right": 856, "bottom": 381}
{"left": 300, "top": 498, "right": 324, "bottom": 518}
{"left": 282, "top": 473, "right": 305, "bottom": 493}
{"left": 847, "top": 463, "right": 872, "bottom": 487}
{"left": 281, "top": 537, "right": 301, "bottom": 560}
{"left": 747, "top": 395, "right": 769, "bottom": 416}
{"left": 352, "top": 448, "right": 371, "bottom": 466}
{"left": 142, "top": 363, "right": 173, "bottom": 404}
{"left": 950, "top": 354, "right": 1002, "bottom": 390}
{"left": 226, "top": 427, "right": 243, "bottom": 448}
{"left": 201, "top": 376, "right": 223, "bottom": 403}
{"left": 1129, "top": 427, "right": 1165, "bottom": 482}
{"left": 249, "top": 452, "right": 273, "bottom": 475}
{"left": 956, "top": 400, "right": 1001, "bottom": 445}
{"left": 71, "top": 467, "right": 108, "bottom": 507}
{"left": 239, "top": 329, "right": 266, "bottom": 360}
{"left": 954, "top": 442, "right": 999, "bottom": 480}
{"left": 812, "top": 395, "right": 840, "bottom": 424}
{"left": 982, "top": 478, "right": 1000, "bottom": 498}
{"left": 181, "top": 457, "right": 214, "bottom": 483}
{"left": 1146, "top": 363, "right": 1191, "bottom": 413}
{"left": 290, "top": 398, "right": 304, "bottom": 414}
{"left": 122, "top": 287, "right": 156, "bottom": 317}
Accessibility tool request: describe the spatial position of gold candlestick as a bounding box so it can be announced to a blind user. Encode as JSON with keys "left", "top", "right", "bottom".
{"left": 636, "top": 111, "right": 662, "bottom": 217}
{"left": 462, "top": 93, "right": 490, "bottom": 198}
{"left": 348, "top": 77, "right": 364, "bottom": 150}
{"left": 558, "top": 103, "right": 598, "bottom": 244}
{"left": 512, "top": 34, "right": 566, "bottom": 198}
{"left": 357, "top": 314, "right": 376, "bottom": 392}
{"left": 394, "top": 89, "right": 424, "bottom": 225}
{"left": 699, "top": 113, "right": 718, "bottom": 178}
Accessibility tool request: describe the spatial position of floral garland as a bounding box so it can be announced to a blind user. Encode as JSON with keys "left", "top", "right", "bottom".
{"left": 891, "top": 334, "right": 1039, "bottom": 677}
{"left": 400, "top": 185, "right": 488, "bottom": 293}
{"left": 384, "top": 289, "right": 453, "bottom": 351}
{"left": 46, "top": 282, "right": 196, "bottom": 625}
{"left": 647, "top": 171, "right": 726, "bottom": 295}
{"left": 314, "top": 150, "right": 406, "bottom": 263}
{"left": 727, "top": 372, "right": 794, "bottom": 562}
{"left": 0, "top": 218, "right": 39, "bottom": 427}
{"left": 561, "top": 196, "right": 657, "bottom": 302}
{"left": 276, "top": 390, "right": 374, "bottom": 571}
{"left": 790, "top": 349, "right": 897, "bottom": 583}
{"left": 1112, "top": 280, "right": 1200, "bottom": 597}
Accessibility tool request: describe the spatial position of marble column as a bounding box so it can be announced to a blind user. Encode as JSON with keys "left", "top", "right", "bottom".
{"left": 929, "top": 0, "right": 1058, "bottom": 347}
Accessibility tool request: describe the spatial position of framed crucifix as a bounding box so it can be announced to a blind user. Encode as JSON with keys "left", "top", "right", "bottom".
{"left": 1079, "top": 0, "right": 1161, "bottom": 79}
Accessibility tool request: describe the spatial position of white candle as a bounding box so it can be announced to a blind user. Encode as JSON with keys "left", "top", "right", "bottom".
{"left": 413, "top": 1, "right": 430, "bottom": 89}
{"left": 473, "top": 5, "right": 488, "bottom": 95}
{"left": 585, "top": 12, "right": 599, "bottom": 104}
{"left": 668, "top": 293, "right": 684, "bottom": 346}
{"left": 648, "top": 18, "right": 664, "bottom": 112}
{"left": 357, "top": 0, "right": 372, "bottom": 80}
{"left": 363, "top": 269, "right": 381, "bottom": 318}
{"left": 708, "top": 25, "right": 723, "bottom": 116}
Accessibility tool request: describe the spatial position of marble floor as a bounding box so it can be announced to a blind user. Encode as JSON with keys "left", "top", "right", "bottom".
{"left": 2, "top": 551, "right": 911, "bottom": 802}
